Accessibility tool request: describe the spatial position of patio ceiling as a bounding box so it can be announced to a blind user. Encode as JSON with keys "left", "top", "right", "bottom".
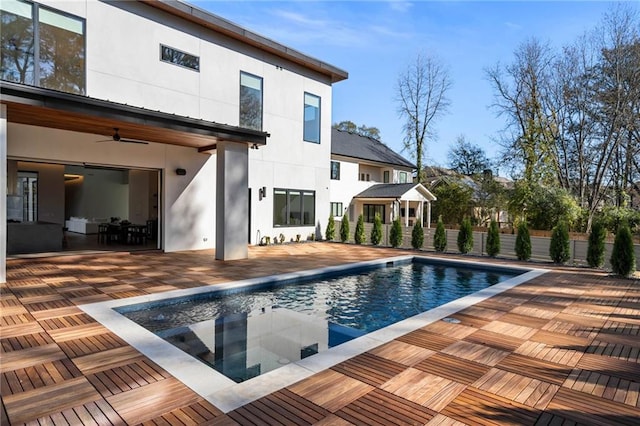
{"left": 0, "top": 81, "right": 269, "bottom": 152}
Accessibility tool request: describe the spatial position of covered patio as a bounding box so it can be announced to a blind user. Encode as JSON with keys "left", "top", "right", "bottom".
{"left": 1, "top": 243, "right": 639, "bottom": 425}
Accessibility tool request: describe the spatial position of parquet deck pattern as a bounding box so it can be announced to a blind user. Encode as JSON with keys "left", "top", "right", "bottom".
{"left": 1, "top": 243, "right": 639, "bottom": 425}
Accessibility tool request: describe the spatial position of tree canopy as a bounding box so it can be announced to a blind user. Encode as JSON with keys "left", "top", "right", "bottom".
{"left": 448, "top": 135, "right": 491, "bottom": 176}
{"left": 332, "top": 121, "right": 381, "bottom": 140}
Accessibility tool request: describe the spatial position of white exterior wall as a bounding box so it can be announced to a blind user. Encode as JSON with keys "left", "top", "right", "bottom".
{"left": 7, "top": 1, "right": 337, "bottom": 251}
{"left": 329, "top": 157, "right": 413, "bottom": 221}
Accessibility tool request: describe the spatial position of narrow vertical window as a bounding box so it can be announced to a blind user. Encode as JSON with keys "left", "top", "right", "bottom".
{"left": 399, "top": 172, "right": 408, "bottom": 183}
{"left": 383, "top": 170, "right": 390, "bottom": 183}
{"left": 38, "top": 7, "right": 85, "bottom": 93}
{"left": 1, "top": 0, "right": 35, "bottom": 85}
{"left": 303, "top": 92, "right": 320, "bottom": 143}
{"left": 330, "top": 161, "right": 340, "bottom": 180}
{"left": 240, "top": 72, "right": 263, "bottom": 131}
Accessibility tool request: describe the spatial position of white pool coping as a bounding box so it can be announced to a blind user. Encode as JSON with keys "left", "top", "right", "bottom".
{"left": 79, "top": 255, "right": 549, "bottom": 413}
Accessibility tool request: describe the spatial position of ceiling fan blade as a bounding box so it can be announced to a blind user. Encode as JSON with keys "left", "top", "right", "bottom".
{"left": 120, "top": 139, "right": 149, "bottom": 145}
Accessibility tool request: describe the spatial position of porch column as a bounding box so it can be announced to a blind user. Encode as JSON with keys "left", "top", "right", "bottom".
{"left": 405, "top": 199, "right": 409, "bottom": 227}
{"left": 426, "top": 202, "right": 432, "bottom": 229}
{"left": 1, "top": 104, "right": 6, "bottom": 283}
{"left": 419, "top": 201, "right": 424, "bottom": 225}
{"left": 216, "top": 141, "right": 249, "bottom": 261}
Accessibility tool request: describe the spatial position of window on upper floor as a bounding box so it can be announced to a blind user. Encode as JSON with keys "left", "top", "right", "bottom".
{"left": 399, "top": 171, "right": 408, "bottom": 183}
{"left": 160, "top": 44, "right": 199, "bottom": 71}
{"left": 330, "top": 161, "right": 340, "bottom": 180}
{"left": 273, "top": 188, "right": 315, "bottom": 226}
{"left": 240, "top": 71, "right": 263, "bottom": 131}
{"left": 303, "top": 92, "right": 320, "bottom": 143}
{"left": 359, "top": 173, "right": 370, "bottom": 182}
{"left": 383, "top": 170, "right": 390, "bottom": 183}
{"left": 330, "top": 202, "right": 343, "bottom": 217}
{"left": 1, "top": 0, "right": 85, "bottom": 95}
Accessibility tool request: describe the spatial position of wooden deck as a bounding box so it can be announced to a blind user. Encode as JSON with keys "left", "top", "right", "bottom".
{"left": 1, "top": 243, "right": 639, "bottom": 425}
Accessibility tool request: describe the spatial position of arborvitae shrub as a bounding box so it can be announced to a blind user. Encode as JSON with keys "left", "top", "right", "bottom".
{"left": 325, "top": 215, "right": 335, "bottom": 241}
{"left": 434, "top": 216, "right": 447, "bottom": 252}
{"left": 354, "top": 214, "right": 365, "bottom": 245}
{"left": 390, "top": 218, "right": 403, "bottom": 248}
{"left": 457, "top": 217, "right": 474, "bottom": 254}
{"left": 515, "top": 221, "right": 531, "bottom": 261}
{"left": 586, "top": 221, "right": 606, "bottom": 268}
{"left": 486, "top": 219, "right": 500, "bottom": 257}
{"left": 411, "top": 220, "right": 424, "bottom": 249}
{"left": 340, "top": 213, "right": 350, "bottom": 243}
{"left": 610, "top": 223, "right": 636, "bottom": 277}
{"left": 549, "top": 221, "right": 570, "bottom": 264}
{"left": 371, "top": 213, "right": 383, "bottom": 245}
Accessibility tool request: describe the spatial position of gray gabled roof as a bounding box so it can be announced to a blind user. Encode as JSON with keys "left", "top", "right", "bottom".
{"left": 354, "top": 183, "right": 436, "bottom": 202}
{"left": 331, "top": 129, "right": 415, "bottom": 169}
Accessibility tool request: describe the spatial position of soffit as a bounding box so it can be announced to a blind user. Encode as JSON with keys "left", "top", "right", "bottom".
{"left": 1, "top": 82, "right": 268, "bottom": 150}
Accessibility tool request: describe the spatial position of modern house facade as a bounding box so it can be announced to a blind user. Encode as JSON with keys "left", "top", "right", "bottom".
{"left": 330, "top": 128, "right": 436, "bottom": 227}
{"left": 0, "top": 0, "right": 347, "bottom": 282}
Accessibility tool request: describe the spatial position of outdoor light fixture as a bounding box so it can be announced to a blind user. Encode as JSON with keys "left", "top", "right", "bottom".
{"left": 175, "top": 168, "right": 187, "bottom": 176}
{"left": 259, "top": 186, "right": 267, "bottom": 200}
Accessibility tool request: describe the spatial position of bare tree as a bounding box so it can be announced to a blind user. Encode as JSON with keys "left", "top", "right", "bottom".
{"left": 486, "top": 38, "right": 557, "bottom": 184}
{"left": 396, "top": 52, "right": 452, "bottom": 182}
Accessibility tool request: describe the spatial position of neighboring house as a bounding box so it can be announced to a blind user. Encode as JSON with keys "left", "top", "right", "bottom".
{"left": 329, "top": 129, "right": 436, "bottom": 227}
{"left": 424, "top": 166, "right": 512, "bottom": 226}
{"left": 0, "top": 0, "right": 348, "bottom": 282}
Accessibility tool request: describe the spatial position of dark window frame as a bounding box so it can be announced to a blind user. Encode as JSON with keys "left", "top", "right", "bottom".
{"left": 159, "top": 44, "right": 200, "bottom": 71}
{"left": 1, "top": 0, "right": 86, "bottom": 95}
{"left": 239, "top": 71, "right": 263, "bottom": 131}
{"left": 273, "top": 188, "right": 315, "bottom": 227}
{"left": 303, "top": 92, "right": 321, "bottom": 143}
{"left": 330, "top": 161, "right": 340, "bottom": 180}
{"left": 363, "top": 204, "right": 385, "bottom": 224}
{"left": 330, "top": 202, "right": 343, "bottom": 217}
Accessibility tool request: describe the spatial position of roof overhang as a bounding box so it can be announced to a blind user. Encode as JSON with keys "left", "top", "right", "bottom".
{"left": 141, "top": 0, "right": 348, "bottom": 84}
{"left": 1, "top": 81, "right": 269, "bottom": 152}
{"left": 331, "top": 153, "right": 415, "bottom": 171}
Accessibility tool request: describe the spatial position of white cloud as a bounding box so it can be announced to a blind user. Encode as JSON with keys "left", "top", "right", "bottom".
{"left": 389, "top": 1, "right": 413, "bottom": 13}
{"left": 504, "top": 21, "right": 523, "bottom": 31}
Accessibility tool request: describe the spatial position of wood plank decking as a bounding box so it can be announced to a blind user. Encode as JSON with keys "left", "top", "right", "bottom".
{"left": 1, "top": 243, "right": 639, "bottom": 425}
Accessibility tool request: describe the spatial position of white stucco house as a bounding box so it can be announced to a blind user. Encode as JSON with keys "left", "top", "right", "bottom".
{"left": 330, "top": 129, "right": 436, "bottom": 227}
{"left": 0, "top": 0, "right": 348, "bottom": 282}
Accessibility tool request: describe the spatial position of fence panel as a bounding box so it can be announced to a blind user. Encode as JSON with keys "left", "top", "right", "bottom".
{"left": 333, "top": 221, "right": 639, "bottom": 269}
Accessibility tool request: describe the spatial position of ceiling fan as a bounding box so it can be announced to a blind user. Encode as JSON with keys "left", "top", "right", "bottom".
{"left": 96, "top": 128, "right": 149, "bottom": 145}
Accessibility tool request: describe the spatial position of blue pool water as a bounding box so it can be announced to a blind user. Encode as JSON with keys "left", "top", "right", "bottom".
{"left": 119, "top": 259, "right": 518, "bottom": 382}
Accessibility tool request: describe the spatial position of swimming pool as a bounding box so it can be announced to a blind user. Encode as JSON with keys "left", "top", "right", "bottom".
{"left": 118, "top": 259, "right": 517, "bottom": 383}
{"left": 79, "top": 255, "right": 547, "bottom": 412}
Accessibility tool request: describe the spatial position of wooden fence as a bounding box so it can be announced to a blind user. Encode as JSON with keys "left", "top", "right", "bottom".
{"left": 333, "top": 221, "right": 640, "bottom": 270}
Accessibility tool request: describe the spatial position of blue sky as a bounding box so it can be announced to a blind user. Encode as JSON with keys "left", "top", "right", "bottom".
{"left": 192, "top": 1, "right": 619, "bottom": 173}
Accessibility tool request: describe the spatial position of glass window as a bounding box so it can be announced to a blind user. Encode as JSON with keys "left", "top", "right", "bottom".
{"left": 303, "top": 92, "right": 320, "bottom": 143}
{"left": 399, "top": 172, "right": 408, "bottom": 183}
{"left": 240, "top": 72, "right": 263, "bottom": 131}
{"left": 1, "top": 0, "right": 35, "bottom": 85}
{"left": 383, "top": 170, "right": 390, "bottom": 183}
{"left": 273, "top": 189, "right": 315, "bottom": 226}
{"left": 330, "top": 161, "right": 340, "bottom": 180}
{"left": 160, "top": 44, "right": 199, "bottom": 71}
{"left": 330, "top": 202, "right": 343, "bottom": 217}
{"left": 1, "top": 1, "right": 85, "bottom": 94}
{"left": 363, "top": 204, "right": 385, "bottom": 223}
{"left": 38, "top": 6, "right": 85, "bottom": 93}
